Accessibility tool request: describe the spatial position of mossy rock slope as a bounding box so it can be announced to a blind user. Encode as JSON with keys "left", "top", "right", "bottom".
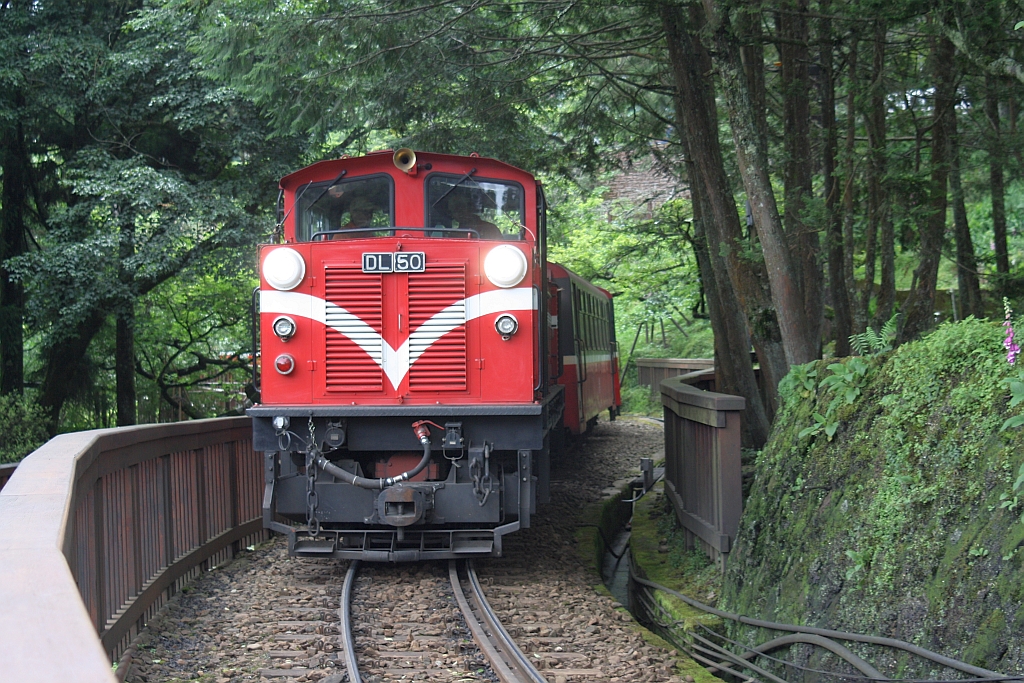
{"left": 722, "top": 319, "right": 1024, "bottom": 675}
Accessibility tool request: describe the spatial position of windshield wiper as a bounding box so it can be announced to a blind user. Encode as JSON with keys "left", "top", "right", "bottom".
{"left": 431, "top": 168, "right": 477, "bottom": 207}
{"left": 306, "top": 169, "right": 349, "bottom": 208}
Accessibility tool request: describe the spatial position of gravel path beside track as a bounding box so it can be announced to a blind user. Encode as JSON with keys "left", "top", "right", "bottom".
{"left": 125, "top": 417, "right": 689, "bottom": 683}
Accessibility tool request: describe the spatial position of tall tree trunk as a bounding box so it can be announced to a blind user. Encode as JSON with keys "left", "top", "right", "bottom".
{"left": 778, "top": 0, "right": 823, "bottom": 354}
{"left": 948, "top": 106, "right": 983, "bottom": 319}
{"left": 703, "top": 0, "right": 819, "bottom": 368}
{"left": 663, "top": 1, "right": 787, "bottom": 407}
{"left": 987, "top": 75, "right": 1009, "bottom": 292}
{"left": 872, "top": 21, "right": 897, "bottom": 327}
{"left": 843, "top": 34, "right": 861, "bottom": 333}
{"left": 819, "top": 6, "right": 851, "bottom": 356}
{"left": 900, "top": 35, "right": 955, "bottom": 342}
{"left": 689, "top": 170, "right": 770, "bottom": 448}
{"left": 662, "top": 1, "right": 774, "bottom": 441}
{"left": 739, "top": 9, "right": 768, "bottom": 163}
{"left": 39, "top": 310, "right": 108, "bottom": 433}
{"left": 116, "top": 217, "right": 137, "bottom": 426}
{"left": 866, "top": 20, "right": 895, "bottom": 328}
{"left": 0, "top": 117, "right": 28, "bottom": 396}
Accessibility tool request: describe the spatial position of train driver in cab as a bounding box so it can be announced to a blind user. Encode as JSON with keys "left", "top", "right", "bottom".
{"left": 446, "top": 189, "right": 503, "bottom": 240}
{"left": 324, "top": 191, "right": 383, "bottom": 239}
{"left": 341, "top": 197, "right": 379, "bottom": 231}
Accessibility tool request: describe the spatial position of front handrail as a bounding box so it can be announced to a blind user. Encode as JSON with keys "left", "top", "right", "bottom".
{"left": 310, "top": 226, "right": 481, "bottom": 240}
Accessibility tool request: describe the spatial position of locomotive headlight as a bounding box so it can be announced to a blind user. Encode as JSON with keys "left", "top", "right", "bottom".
{"left": 263, "top": 247, "right": 306, "bottom": 291}
{"left": 272, "top": 315, "right": 297, "bottom": 341}
{"left": 483, "top": 245, "right": 528, "bottom": 288}
{"left": 272, "top": 415, "right": 290, "bottom": 431}
{"left": 495, "top": 314, "right": 519, "bottom": 340}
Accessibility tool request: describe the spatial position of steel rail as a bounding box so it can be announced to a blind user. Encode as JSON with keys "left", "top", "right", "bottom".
{"left": 465, "top": 562, "right": 549, "bottom": 683}
{"left": 339, "top": 560, "right": 362, "bottom": 683}
{"left": 448, "top": 561, "right": 548, "bottom": 683}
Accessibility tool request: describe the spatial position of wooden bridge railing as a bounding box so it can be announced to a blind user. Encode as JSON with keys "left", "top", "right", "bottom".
{"left": 0, "top": 418, "right": 266, "bottom": 682}
{"left": 635, "top": 357, "right": 714, "bottom": 395}
{"left": 660, "top": 376, "right": 744, "bottom": 567}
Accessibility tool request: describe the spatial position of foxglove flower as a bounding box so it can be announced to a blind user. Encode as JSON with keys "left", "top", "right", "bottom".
{"left": 1005, "top": 298, "right": 1020, "bottom": 366}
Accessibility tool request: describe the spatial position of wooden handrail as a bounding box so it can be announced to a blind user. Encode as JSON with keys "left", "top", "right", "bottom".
{"left": 0, "top": 418, "right": 265, "bottom": 682}
{"left": 660, "top": 377, "right": 745, "bottom": 566}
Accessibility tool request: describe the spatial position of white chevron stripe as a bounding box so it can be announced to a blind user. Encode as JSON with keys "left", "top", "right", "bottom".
{"left": 260, "top": 287, "right": 535, "bottom": 390}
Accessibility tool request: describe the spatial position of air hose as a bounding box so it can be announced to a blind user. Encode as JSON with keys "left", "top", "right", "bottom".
{"left": 312, "top": 421, "right": 435, "bottom": 490}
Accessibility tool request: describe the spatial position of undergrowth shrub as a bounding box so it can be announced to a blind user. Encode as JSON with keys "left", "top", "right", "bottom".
{"left": 0, "top": 394, "right": 50, "bottom": 464}
{"left": 620, "top": 383, "right": 661, "bottom": 416}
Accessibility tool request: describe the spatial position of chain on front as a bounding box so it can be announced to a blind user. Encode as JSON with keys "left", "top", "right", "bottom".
{"left": 305, "top": 416, "right": 320, "bottom": 537}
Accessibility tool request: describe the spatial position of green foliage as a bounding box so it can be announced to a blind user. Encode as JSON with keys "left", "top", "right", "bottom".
{"left": 136, "top": 264, "right": 256, "bottom": 421}
{"left": 844, "top": 549, "right": 867, "bottom": 581}
{"left": 798, "top": 412, "right": 839, "bottom": 441}
{"left": 0, "top": 2, "right": 303, "bottom": 428}
{"left": 997, "top": 463, "right": 1024, "bottom": 525}
{"left": 547, "top": 185, "right": 703, "bottom": 331}
{"left": 849, "top": 314, "right": 899, "bottom": 356}
{"left": 619, "top": 383, "right": 661, "bottom": 417}
{"left": 820, "top": 357, "right": 871, "bottom": 407}
{"left": 777, "top": 362, "right": 817, "bottom": 409}
{"left": 1000, "top": 369, "right": 1024, "bottom": 430}
{"left": 0, "top": 395, "right": 50, "bottom": 464}
{"left": 795, "top": 357, "right": 871, "bottom": 442}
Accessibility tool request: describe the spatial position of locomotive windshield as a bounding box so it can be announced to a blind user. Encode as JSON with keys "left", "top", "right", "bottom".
{"left": 426, "top": 174, "right": 525, "bottom": 240}
{"left": 295, "top": 174, "right": 394, "bottom": 241}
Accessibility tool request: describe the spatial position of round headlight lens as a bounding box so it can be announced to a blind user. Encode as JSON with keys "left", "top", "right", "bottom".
{"left": 483, "top": 245, "right": 528, "bottom": 288}
{"left": 272, "top": 315, "right": 297, "bottom": 341}
{"left": 263, "top": 248, "right": 306, "bottom": 291}
{"left": 495, "top": 314, "right": 519, "bottom": 338}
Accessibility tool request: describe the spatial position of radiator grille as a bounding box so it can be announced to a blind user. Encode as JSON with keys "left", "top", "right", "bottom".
{"left": 324, "top": 267, "right": 383, "bottom": 391}
{"left": 408, "top": 264, "right": 467, "bottom": 391}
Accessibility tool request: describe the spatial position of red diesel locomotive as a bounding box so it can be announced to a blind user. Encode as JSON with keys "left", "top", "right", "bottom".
{"left": 251, "top": 149, "right": 620, "bottom": 561}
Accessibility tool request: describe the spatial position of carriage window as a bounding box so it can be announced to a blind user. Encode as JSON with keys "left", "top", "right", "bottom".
{"left": 426, "top": 175, "right": 525, "bottom": 240}
{"left": 295, "top": 175, "right": 393, "bottom": 241}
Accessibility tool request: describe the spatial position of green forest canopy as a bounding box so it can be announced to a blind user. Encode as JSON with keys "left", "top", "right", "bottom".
{"left": 1, "top": 0, "right": 1024, "bottom": 455}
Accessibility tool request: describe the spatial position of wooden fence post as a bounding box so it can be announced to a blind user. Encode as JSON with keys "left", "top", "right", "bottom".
{"left": 659, "top": 376, "right": 744, "bottom": 567}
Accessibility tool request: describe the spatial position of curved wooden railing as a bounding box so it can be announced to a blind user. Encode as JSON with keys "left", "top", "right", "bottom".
{"left": 0, "top": 418, "right": 266, "bottom": 682}
{"left": 661, "top": 376, "right": 744, "bottom": 566}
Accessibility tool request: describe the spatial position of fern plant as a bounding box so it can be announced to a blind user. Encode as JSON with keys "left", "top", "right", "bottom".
{"left": 849, "top": 314, "right": 899, "bottom": 356}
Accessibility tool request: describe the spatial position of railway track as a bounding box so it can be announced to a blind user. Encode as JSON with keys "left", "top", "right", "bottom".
{"left": 124, "top": 420, "right": 683, "bottom": 683}
{"left": 339, "top": 559, "right": 549, "bottom": 683}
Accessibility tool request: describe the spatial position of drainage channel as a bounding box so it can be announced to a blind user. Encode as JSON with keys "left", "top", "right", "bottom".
{"left": 601, "top": 526, "right": 632, "bottom": 608}
{"left": 600, "top": 459, "right": 660, "bottom": 610}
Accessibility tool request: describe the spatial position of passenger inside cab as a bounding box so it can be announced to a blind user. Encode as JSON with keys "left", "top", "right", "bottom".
{"left": 297, "top": 175, "right": 393, "bottom": 240}
{"left": 426, "top": 174, "right": 525, "bottom": 240}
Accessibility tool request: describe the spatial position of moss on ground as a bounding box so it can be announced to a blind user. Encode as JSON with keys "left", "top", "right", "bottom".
{"left": 630, "top": 484, "right": 722, "bottom": 632}
{"left": 577, "top": 477, "right": 719, "bottom": 681}
{"left": 722, "top": 318, "right": 1024, "bottom": 676}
